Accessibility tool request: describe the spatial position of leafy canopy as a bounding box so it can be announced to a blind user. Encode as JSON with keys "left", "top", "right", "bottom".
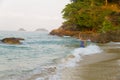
{"left": 62, "top": 0, "right": 120, "bottom": 32}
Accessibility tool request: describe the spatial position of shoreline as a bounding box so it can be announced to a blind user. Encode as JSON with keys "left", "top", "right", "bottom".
{"left": 61, "top": 52, "right": 120, "bottom": 80}
{"left": 26, "top": 43, "right": 120, "bottom": 80}
{"left": 50, "top": 29, "right": 120, "bottom": 43}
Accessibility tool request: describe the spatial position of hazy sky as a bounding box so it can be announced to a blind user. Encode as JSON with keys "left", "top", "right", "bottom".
{"left": 0, "top": 0, "right": 70, "bottom": 31}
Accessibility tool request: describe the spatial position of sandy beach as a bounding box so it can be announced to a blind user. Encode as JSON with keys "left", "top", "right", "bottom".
{"left": 61, "top": 52, "right": 120, "bottom": 80}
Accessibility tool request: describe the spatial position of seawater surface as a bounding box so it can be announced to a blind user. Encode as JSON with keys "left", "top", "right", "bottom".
{"left": 0, "top": 31, "right": 80, "bottom": 80}
{"left": 0, "top": 31, "right": 116, "bottom": 80}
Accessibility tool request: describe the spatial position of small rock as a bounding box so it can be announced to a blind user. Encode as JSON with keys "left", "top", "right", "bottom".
{"left": 1, "top": 37, "right": 24, "bottom": 44}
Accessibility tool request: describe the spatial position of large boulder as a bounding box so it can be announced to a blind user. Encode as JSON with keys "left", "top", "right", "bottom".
{"left": 1, "top": 37, "right": 24, "bottom": 44}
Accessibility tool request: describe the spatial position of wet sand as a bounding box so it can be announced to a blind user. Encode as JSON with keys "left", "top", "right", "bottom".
{"left": 26, "top": 43, "right": 120, "bottom": 80}
{"left": 61, "top": 53, "right": 120, "bottom": 80}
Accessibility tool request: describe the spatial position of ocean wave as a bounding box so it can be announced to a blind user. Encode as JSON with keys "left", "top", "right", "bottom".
{"left": 48, "top": 44, "right": 103, "bottom": 80}
{"left": 61, "top": 44, "right": 103, "bottom": 67}
{"left": 1, "top": 44, "right": 103, "bottom": 80}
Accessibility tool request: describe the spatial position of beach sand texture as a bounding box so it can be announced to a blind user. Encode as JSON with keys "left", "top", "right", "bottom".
{"left": 61, "top": 52, "right": 120, "bottom": 80}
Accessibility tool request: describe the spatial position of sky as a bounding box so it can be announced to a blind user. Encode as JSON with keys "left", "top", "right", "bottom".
{"left": 0, "top": 0, "right": 70, "bottom": 31}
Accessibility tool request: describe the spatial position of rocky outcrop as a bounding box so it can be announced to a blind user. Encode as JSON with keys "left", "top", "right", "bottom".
{"left": 50, "top": 29, "right": 80, "bottom": 37}
{"left": 1, "top": 37, "right": 24, "bottom": 44}
{"left": 50, "top": 29, "right": 120, "bottom": 43}
{"left": 88, "top": 30, "right": 120, "bottom": 43}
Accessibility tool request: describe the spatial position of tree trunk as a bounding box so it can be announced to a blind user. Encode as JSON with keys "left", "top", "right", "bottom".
{"left": 105, "top": 0, "right": 108, "bottom": 6}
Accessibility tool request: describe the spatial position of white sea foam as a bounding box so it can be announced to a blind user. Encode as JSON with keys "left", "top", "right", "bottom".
{"left": 73, "top": 44, "right": 102, "bottom": 55}
{"left": 49, "top": 44, "right": 103, "bottom": 80}
{"left": 109, "top": 42, "right": 120, "bottom": 44}
{"left": 36, "top": 77, "right": 45, "bottom": 80}
{"left": 64, "top": 44, "right": 103, "bottom": 67}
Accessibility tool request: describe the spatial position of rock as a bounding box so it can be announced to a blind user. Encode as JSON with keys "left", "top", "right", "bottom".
{"left": 50, "top": 29, "right": 80, "bottom": 37}
{"left": 107, "top": 30, "right": 120, "bottom": 42}
{"left": 50, "top": 29, "right": 120, "bottom": 43}
{"left": 91, "top": 33, "right": 110, "bottom": 43}
{"left": 1, "top": 37, "right": 24, "bottom": 44}
{"left": 91, "top": 30, "right": 120, "bottom": 43}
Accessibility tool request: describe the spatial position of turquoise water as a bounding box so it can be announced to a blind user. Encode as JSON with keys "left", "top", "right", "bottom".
{"left": 0, "top": 31, "right": 80, "bottom": 80}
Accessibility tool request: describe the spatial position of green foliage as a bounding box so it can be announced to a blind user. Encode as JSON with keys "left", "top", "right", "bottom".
{"left": 100, "top": 20, "right": 113, "bottom": 33}
{"left": 100, "top": 20, "right": 120, "bottom": 33}
{"left": 61, "top": 0, "right": 120, "bottom": 32}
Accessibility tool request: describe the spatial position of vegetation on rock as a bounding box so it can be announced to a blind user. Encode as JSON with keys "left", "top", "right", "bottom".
{"left": 50, "top": 0, "right": 120, "bottom": 43}
{"left": 61, "top": 0, "right": 120, "bottom": 32}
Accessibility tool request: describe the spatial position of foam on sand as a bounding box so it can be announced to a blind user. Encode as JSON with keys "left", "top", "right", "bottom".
{"left": 63, "top": 44, "right": 103, "bottom": 67}
{"left": 48, "top": 44, "right": 103, "bottom": 80}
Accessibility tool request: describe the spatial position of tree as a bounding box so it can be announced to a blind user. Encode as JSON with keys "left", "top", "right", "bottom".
{"left": 62, "top": 0, "right": 119, "bottom": 31}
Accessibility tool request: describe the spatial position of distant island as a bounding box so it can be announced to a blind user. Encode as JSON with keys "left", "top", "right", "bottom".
{"left": 35, "top": 28, "right": 48, "bottom": 32}
{"left": 18, "top": 28, "right": 26, "bottom": 31}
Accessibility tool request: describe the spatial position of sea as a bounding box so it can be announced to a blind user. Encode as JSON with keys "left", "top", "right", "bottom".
{"left": 0, "top": 31, "right": 119, "bottom": 80}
